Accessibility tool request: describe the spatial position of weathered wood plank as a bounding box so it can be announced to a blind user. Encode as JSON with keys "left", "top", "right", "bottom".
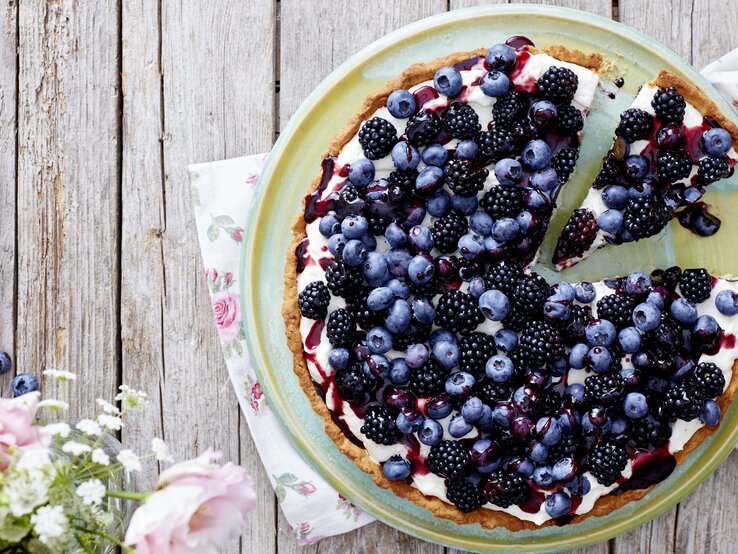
{"left": 691, "top": 0, "right": 738, "bottom": 69}
{"left": 619, "top": 0, "right": 693, "bottom": 61}
{"left": 0, "top": 1, "right": 16, "bottom": 394}
{"left": 450, "top": 0, "right": 508, "bottom": 9}
{"left": 612, "top": 506, "right": 677, "bottom": 554}
{"left": 16, "top": 0, "right": 120, "bottom": 417}
{"left": 515, "top": 0, "right": 611, "bottom": 17}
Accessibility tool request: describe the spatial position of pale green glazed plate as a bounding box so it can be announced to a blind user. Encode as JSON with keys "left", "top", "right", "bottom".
{"left": 241, "top": 5, "right": 738, "bottom": 552}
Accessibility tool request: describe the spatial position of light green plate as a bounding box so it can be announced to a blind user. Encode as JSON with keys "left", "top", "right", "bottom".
{"left": 241, "top": 5, "right": 738, "bottom": 552}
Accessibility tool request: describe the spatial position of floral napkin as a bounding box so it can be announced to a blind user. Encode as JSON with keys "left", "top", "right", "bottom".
{"left": 188, "top": 51, "right": 738, "bottom": 545}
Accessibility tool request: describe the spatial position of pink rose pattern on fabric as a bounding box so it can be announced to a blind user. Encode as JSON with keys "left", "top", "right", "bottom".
{"left": 206, "top": 213, "right": 244, "bottom": 245}
{"left": 273, "top": 473, "right": 317, "bottom": 503}
{"left": 246, "top": 377, "right": 266, "bottom": 415}
{"left": 336, "top": 494, "right": 362, "bottom": 522}
{"left": 211, "top": 290, "right": 241, "bottom": 343}
{"left": 293, "top": 522, "right": 323, "bottom": 545}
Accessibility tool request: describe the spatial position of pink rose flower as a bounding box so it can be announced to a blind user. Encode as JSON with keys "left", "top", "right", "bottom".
{"left": 297, "top": 482, "right": 317, "bottom": 496}
{"left": 251, "top": 383, "right": 262, "bottom": 400}
{"left": 125, "top": 449, "right": 256, "bottom": 554}
{"left": 231, "top": 228, "right": 243, "bottom": 243}
{"left": 211, "top": 291, "right": 241, "bottom": 343}
{"left": 223, "top": 272, "right": 233, "bottom": 286}
{"left": 0, "top": 393, "right": 50, "bottom": 470}
{"left": 204, "top": 268, "right": 218, "bottom": 282}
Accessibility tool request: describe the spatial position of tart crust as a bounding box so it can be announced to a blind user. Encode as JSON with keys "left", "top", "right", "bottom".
{"left": 282, "top": 46, "right": 738, "bottom": 531}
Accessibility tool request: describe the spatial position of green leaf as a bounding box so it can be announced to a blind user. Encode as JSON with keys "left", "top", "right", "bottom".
{"left": 206, "top": 223, "right": 220, "bottom": 242}
{"left": 232, "top": 340, "right": 243, "bottom": 356}
{"left": 275, "top": 485, "right": 286, "bottom": 504}
{"left": 191, "top": 186, "right": 201, "bottom": 207}
{"left": 213, "top": 214, "right": 235, "bottom": 227}
{"left": 277, "top": 473, "right": 298, "bottom": 485}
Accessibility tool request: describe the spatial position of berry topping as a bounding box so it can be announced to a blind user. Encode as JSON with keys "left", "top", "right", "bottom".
{"left": 335, "top": 363, "right": 376, "bottom": 404}
{"left": 551, "top": 147, "right": 580, "bottom": 184}
{"left": 436, "top": 290, "right": 484, "bottom": 334}
{"left": 535, "top": 66, "right": 578, "bottom": 106}
{"left": 482, "top": 469, "right": 530, "bottom": 507}
{"left": 444, "top": 159, "right": 489, "bottom": 196}
{"left": 664, "top": 384, "right": 702, "bottom": 421}
{"left": 298, "top": 281, "right": 331, "bottom": 320}
{"left": 587, "top": 440, "right": 628, "bottom": 486}
{"left": 690, "top": 361, "right": 725, "bottom": 398}
{"left": 431, "top": 212, "right": 469, "bottom": 253}
{"left": 698, "top": 155, "right": 729, "bottom": 184}
{"left": 556, "top": 105, "right": 584, "bottom": 135}
{"left": 554, "top": 208, "right": 599, "bottom": 260}
{"left": 679, "top": 268, "right": 712, "bottom": 303}
{"left": 483, "top": 260, "right": 523, "bottom": 296}
{"left": 480, "top": 185, "right": 525, "bottom": 219}
{"left": 326, "top": 309, "right": 356, "bottom": 347}
{"left": 513, "top": 273, "right": 552, "bottom": 316}
{"left": 426, "top": 440, "right": 471, "bottom": 478}
{"left": 623, "top": 196, "right": 672, "bottom": 240}
{"left": 615, "top": 108, "right": 653, "bottom": 143}
{"left": 596, "top": 294, "right": 637, "bottom": 329}
{"left": 445, "top": 477, "right": 485, "bottom": 512}
{"left": 477, "top": 127, "right": 517, "bottom": 163}
{"left": 358, "top": 117, "right": 398, "bottom": 160}
{"left": 492, "top": 90, "right": 528, "bottom": 126}
{"left": 361, "top": 404, "right": 401, "bottom": 445}
{"left": 405, "top": 110, "right": 442, "bottom": 147}
{"left": 585, "top": 373, "right": 625, "bottom": 405}
{"left": 326, "top": 260, "right": 364, "bottom": 298}
{"left": 443, "top": 102, "right": 482, "bottom": 139}
{"left": 657, "top": 150, "right": 693, "bottom": 182}
{"left": 519, "top": 319, "right": 564, "bottom": 366}
{"left": 651, "top": 86, "right": 686, "bottom": 124}
{"left": 408, "top": 360, "right": 446, "bottom": 397}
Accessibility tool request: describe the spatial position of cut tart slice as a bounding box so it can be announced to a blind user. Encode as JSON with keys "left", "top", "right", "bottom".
{"left": 553, "top": 71, "right": 738, "bottom": 269}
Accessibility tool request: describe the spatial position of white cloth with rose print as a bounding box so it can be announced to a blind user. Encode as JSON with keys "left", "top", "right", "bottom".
{"left": 188, "top": 52, "right": 738, "bottom": 545}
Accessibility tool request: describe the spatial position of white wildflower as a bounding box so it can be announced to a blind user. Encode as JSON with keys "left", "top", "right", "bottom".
{"left": 76, "top": 479, "right": 105, "bottom": 507}
{"left": 61, "top": 441, "right": 91, "bottom": 456}
{"left": 75, "top": 418, "right": 102, "bottom": 437}
{"left": 116, "top": 449, "right": 142, "bottom": 473}
{"left": 115, "top": 385, "right": 148, "bottom": 410}
{"left": 42, "top": 369, "right": 76, "bottom": 382}
{"left": 150, "top": 438, "right": 174, "bottom": 463}
{"left": 96, "top": 398, "right": 120, "bottom": 415}
{"left": 97, "top": 414, "right": 123, "bottom": 431}
{"left": 16, "top": 449, "right": 53, "bottom": 472}
{"left": 44, "top": 422, "right": 71, "bottom": 438}
{"left": 30, "top": 505, "right": 68, "bottom": 545}
{"left": 6, "top": 469, "right": 50, "bottom": 517}
{"left": 38, "top": 399, "right": 69, "bottom": 411}
{"left": 91, "top": 448, "right": 110, "bottom": 466}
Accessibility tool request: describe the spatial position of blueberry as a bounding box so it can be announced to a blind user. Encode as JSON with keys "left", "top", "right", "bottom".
{"left": 389, "top": 358, "right": 411, "bottom": 384}
{"left": 569, "top": 343, "right": 589, "bottom": 369}
{"left": 408, "top": 225, "right": 434, "bottom": 253}
{"left": 430, "top": 329, "right": 457, "bottom": 348}
{"left": 581, "top": 408, "right": 611, "bottom": 435}
{"left": 574, "top": 282, "right": 596, "bottom": 303}
{"left": 458, "top": 233, "right": 485, "bottom": 260}
{"left": 387, "top": 279, "right": 410, "bottom": 300}
{"left": 693, "top": 315, "right": 721, "bottom": 346}
{"left": 533, "top": 465, "right": 554, "bottom": 488}
{"left": 492, "top": 402, "right": 515, "bottom": 427}
{"left": 0, "top": 351, "right": 11, "bottom": 375}
{"left": 470, "top": 438, "right": 501, "bottom": 473}
{"left": 510, "top": 456, "right": 535, "bottom": 477}
{"left": 11, "top": 373, "right": 39, "bottom": 397}
{"left": 554, "top": 281, "right": 576, "bottom": 302}
{"left": 529, "top": 100, "right": 558, "bottom": 128}
{"left": 390, "top": 141, "right": 420, "bottom": 171}
{"left": 461, "top": 396, "right": 484, "bottom": 423}
{"left": 366, "top": 326, "right": 393, "bottom": 354}
{"left": 483, "top": 236, "right": 505, "bottom": 258}
{"left": 492, "top": 217, "right": 519, "bottom": 242}
{"left": 415, "top": 165, "right": 445, "bottom": 195}
{"left": 623, "top": 391, "right": 649, "bottom": 419}
{"left": 363, "top": 354, "right": 390, "bottom": 380}
{"left": 427, "top": 393, "right": 454, "bottom": 420}
{"left": 632, "top": 302, "right": 661, "bottom": 332}
{"left": 422, "top": 143, "right": 449, "bottom": 167}
{"left": 549, "top": 356, "right": 568, "bottom": 377}
{"left": 646, "top": 290, "right": 666, "bottom": 310}
{"left": 536, "top": 416, "right": 562, "bottom": 446}
{"left": 486, "top": 43, "right": 517, "bottom": 71}
{"left": 412, "top": 297, "right": 436, "bottom": 325}
{"left": 564, "top": 383, "right": 586, "bottom": 406}
{"left": 657, "top": 124, "right": 686, "bottom": 149}
{"left": 341, "top": 215, "right": 368, "bottom": 239}
{"left": 586, "top": 320, "right": 617, "bottom": 347}
{"left": 683, "top": 186, "right": 704, "bottom": 204}
{"left": 468, "top": 276, "right": 486, "bottom": 299}
{"left": 454, "top": 140, "right": 479, "bottom": 161}
{"left": 362, "top": 252, "right": 390, "bottom": 285}
{"left": 624, "top": 272, "right": 651, "bottom": 297}
{"left": 445, "top": 371, "right": 476, "bottom": 398}
{"left": 432, "top": 340, "right": 460, "bottom": 370}
{"left": 700, "top": 399, "right": 721, "bottom": 425}
{"left": 470, "top": 211, "right": 494, "bottom": 236}
{"left": 670, "top": 297, "right": 698, "bottom": 325}
{"left": 566, "top": 475, "right": 591, "bottom": 497}
{"left": 362, "top": 233, "right": 378, "bottom": 250}
{"left": 342, "top": 239, "right": 368, "bottom": 266}
{"left": 602, "top": 185, "right": 629, "bottom": 210}
{"left": 384, "top": 223, "right": 407, "bottom": 249}
{"left": 426, "top": 189, "right": 451, "bottom": 217}
{"left": 551, "top": 457, "right": 578, "bottom": 483}
{"left": 396, "top": 408, "right": 424, "bottom": 433}
{"left": 328, "top": 348, "right": 350, "bottom": 370}
{"left": 385, "top": 299, "right": 412, "bottom": 334}
{"left": 692, "top": 209, "right": 721, "bottom": 236}
{"left": 624, "top": 154, "right": 649, "bottom": 180}
{"left": 408, "top": 254, "right": 435, "bottom": 284}
{"left": 405, "top": 343, "right": 430, "bottom": 368}
{"left": 494, "top": 158, "right": 523, "bottom": 186}
{"left": 545, "top": 492, "right": 572, "bottom": 518}
{"left": 524, "top": 189, "right": 551, "bottom": 210}
{"left": 610, "top": 417, "right": 629, "bottom": 439}
{"left": 383, "top": 456, "right": 412, "bottom": 481}
{"left": 480, "top": 70, "right": 510, "bottom": 97}
{"left": 450, "top": 194, "right": 479, "bottom": 216}
{"left": 418, "top": 418, "right": 444, "bottom": 445}
{"left": 485, "top": 354, "right": 514, "bottom": 383}
{"left": 387, "top": 89, "right": 417, "bottom": 119}
{"left": 348, "top": 158, "right": 375, "bottom": 187}
{"left": 386, "top": 248, "right": 412, "bottom": 277}
{"left": 598, "top": 209, "right": 623, "bottom": 234}
{"left": 479, "top": 290, "right": 511, "bottom": 321}
{"left": 618, "top": 326, "right": 641, "bottom": 353}
{"left": 318, "top": 212, "right": 341, "bottom": 237}
{"left": 589, "top": 346, "right": 612, "bottom": 372}
{"left": 703, "top": 127, "right": 732, "bottom": 157}
{"left": 628, "top": 182, "right": 653, "bottom": 200}
{"left": 716, "top": 289, "right": 738, "bottom": 316}
{"left": 530, "top": 167, "right": 558, "bottom": 192}
{"left": 433, "top": 66, "right": 463, "bottom": 97}
{"left": 543, "top": 294, "right": 571, "bottom": 321}
{"left": 515, "top": 210, "right": 538, "bottom": 234}
{"left": 521, "top": 139, "right": 552, "bottom": 170}
{"left": 494, "top": 328, "right": 518, "bottom": 353}
{"left": 528, "top": 440, "right": 549, "bottom": 463}
{"left": 476, "top": 405, "right": 495, "bottom": 432}
{"left": 448, "top": 414, "right": 474, "bottom": 438}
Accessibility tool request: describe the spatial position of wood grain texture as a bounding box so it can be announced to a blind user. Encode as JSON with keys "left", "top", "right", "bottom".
{"left": 619, "top": 0, "right": 693, "bottom": 61}
{"left": 515, "top": 0, "right": 611, "bottom": 17}
{"left": 16, "top": 0, "right": 120, "bottom": 417}
{"left": 691, "top": 0, "right": 738, "bottom": 69}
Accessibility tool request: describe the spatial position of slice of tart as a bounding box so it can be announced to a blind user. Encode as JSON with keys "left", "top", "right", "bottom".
{"left": 553, "top": 71, "right": 738, "bottom": 270}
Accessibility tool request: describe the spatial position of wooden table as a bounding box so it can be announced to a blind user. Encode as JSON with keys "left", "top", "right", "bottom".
{"left": 2, "top": 0, "right": 737, "bottom": 552}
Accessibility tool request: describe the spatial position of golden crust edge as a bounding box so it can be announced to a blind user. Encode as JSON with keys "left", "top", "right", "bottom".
{"left": 280, "top": 47, "right": 738, "bottom": 531}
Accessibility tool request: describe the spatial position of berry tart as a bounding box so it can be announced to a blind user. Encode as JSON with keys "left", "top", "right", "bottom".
{"left": 553, "top": 71, "right": 738, "bottom": 269}
{"left": 282, "top": 39, "right": 738, "bottom": 530}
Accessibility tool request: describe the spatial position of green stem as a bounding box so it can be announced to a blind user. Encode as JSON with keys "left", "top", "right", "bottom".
{"left": 72, "top": 524, "right": 135, "bottom": 553}
{"left": 105, "top": 490, "right": 150, "bottom": 502}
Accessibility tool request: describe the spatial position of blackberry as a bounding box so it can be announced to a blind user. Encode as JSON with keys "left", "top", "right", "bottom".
{"left": 492, "top": 90, "right": 528, "bottom": 126}
{"left": 478, "top": 378, "right": 515, "bottom": 404}
{"left": 360, "top": 405, "right": 401, "bottom": 445}
{"left": 655, "top": 265, "right": 682, "bottom": 291}
{"left": 407, "top": 277, "right": 440, "bottom": 298}
{"left": 442, "top": 102, "right": 481, "bottom": 139}
{"left": 325, "top": 260, "right": 364, "bottom": 298}
{"left": 335, "top": 363, "right": 375, "bottom": 404}
{"left": 326, "top": 309, "right": 356, "bottom": 347}
{"left": 405, "top": 110, "right": 442, "bottom": 146}
{"left": 542, "top": 390, "right": 564, "bottom": 415}
{"left": 444, "top": 159, "right": 489, "bottom": 196}
{"left": 593, "top": 152, "right": 621, "bottom": 190}
{"left": 657, "top": 150, "right": 692, "bottom": 182}
{"left": 436, "top": 290, "right": 484, "bottom": 334}
{"left": 690, "top": 362, "right": 725, "bottom": 398}
{"left": 615, "top": 108, "right": 653, "bottom": 143}
{"left": 651, "top": 86, "right": 686, "bottom": 124}
{"left": 346, "top": 287, "right": 383, "bottom": 330}
{"left": 358, "top": 117, "right": 398, "bottom": 159}
{"left": 587, "top": 440, "right": 628, "bottom": 486}
{"left": 366, "top": 211, "right": 393, "bottom": 235}
{"left": 336, "top": 183, "right": 365, "bottom": 216}
{"left": 393, "top": 320, "right": 432, "bottom": 352}
{"left": 408, "top": 360, "right": 446, "bottom": 397}
{"left": 554, "top": 209, "right": 599, "bottom": 261}
{"left": 679, "top": 268, "right": 712, "bottom": 303}
{"left": 623, "top": 196, "right": 672, "bottom": 239}
{"left": 478, "top": 126, "right": 517, "bottom": 163}
{"left": 483, "top": 260, "right": 524, "bottom": 296}
{"left": 426, "top": 440, "right": 471, "bottom": 478}
{"left": 585, "top": 374, "right": 625, "bottom": 405}
{"left": 482, "top": 469, "right": 530, "bottom": 508}
{"left": 480, "top": 185, "right": 525, "bottom": 220}
{"left": 596, "top": 294, "right": 637, "bottom": 329}
{"left": 536, "top": 66, "right": 578, "bottom": 106}
{"left": 298, "top": 281, "right": 331, "bottom": 320}
{"left": 698, "top": 155, "right": 729, "bottom": 184}
{"left": 628, "top": 414, "right": 672, "bottom": 448}
{"left": 504, "top": 304, "right": 532, "bottom": 332}
{"left": 643, "top": 314, "right": 685, "bottom": 357}
{"left": 551, "top": 147, "right": 580, "bottom": 184}
{"left": 459, "top": 332, "right": 496, "bottom": 375}
{"left": 548, "top": 435, "right": 578, "bottom": 463}
{"left": 664, "top": 384, "right": 702, "bottom": 421}
{"left": 563, "top": 304, "right": 592, "bottom": 345}
{"left": 513, "top": 273, "right": 552, "bottom": 316}
{"left": 387, "top": 168, "right": 419, "bottom": 195}
{"left": 445, "top": 477, "right": 485, "bottom": 513}
{"left": 507, "top": 344, "right": 529, "bottom": 371}
{"left": 519, "top": 319, "right": 564, "bottom": 367}
{"left": 509, "top": 118, "right": 537, "bottom": 148}
{"left": 556, "top": 105, "right": 584, "bottom": 135}
{"left": 431, "top": 212, "right": 468, "bottom": 254}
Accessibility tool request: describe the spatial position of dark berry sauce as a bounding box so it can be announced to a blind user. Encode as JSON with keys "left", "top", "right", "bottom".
{"left": 412, "top": 85, "right": 439, "bottom": 110}
{"left": 295, "top": 238, "right": 310, "bottom": 274}
{"left": 675, "top": 202, "right": 721, "bottom": 237}
{"left": 304, "top": 157, "right": 337, "bottom": 223}
{"left": 615, "top": 77, "right": 625, "bottom": 88}
{"left": 518, "top": 488, "right": 546, "bottom": 513}
{"left": 613, "top": 445, "right": 676, "bottom": 494}
{"left": 506, "top": 35, "right": 535, "bottom": 49}
{"left": 508, "top": 49, "right": 535, "bottom": 93}
{"left": 454, "top": 55, "right": 484, "bottom": 72}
